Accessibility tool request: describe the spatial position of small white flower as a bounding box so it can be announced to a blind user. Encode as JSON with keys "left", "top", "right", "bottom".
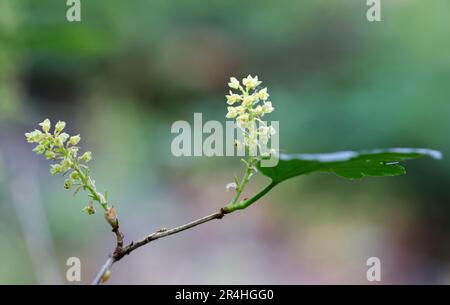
{"left": 39, "top": 119, "right": 51, "bottom": 133}
{"left": 242, "top": 75, "right": 261, "bottom": 90}
{"left": 260, "top": 126, "right": 275, "bottom": 136}
{"left": 258, "top": 88, "right": 269, "bottom": 101}
{"left": 55, "top": 120, "right": 66, "bottom": 134}
{"left": 32, "top": 144, "right": 46, "bottom": 155}
{"left": 69, "top": 134, "right": 81, "bottom": 146}
{"left": 56, "top": 132, "right": 70, "bottom": 146}
{"left": 258, "top": 125, "right": 276, "bottom": 145}
{"left": 236, "top": 113, "right": 250, "bottom": 127}
{"left": 252, "top": 105, "right": 264, "bottom": 116}
{"left": 226, "top": 182, "right": 237, "bottom": 192}
{"left": 45, "top": 150, "right": 56, "bottom": 160}
{"left": 25, "top": 130, "right": 43, "bottom": 143}
{"left": 226, "top": 106, "right": 239, "bottom": 119}
{"left": 261, "top": 148, "right": 277, "bottom": 157}
{"left": 61, "top": 158, "right": 72, "bottom": 172}
{"left": 64, "top": 179, "right": 73, "bottom": 189}
{"left": 82, "top": 204, "right": 96, "bottom": 215}
{"left": 242, "top": 94, "right": 255, "bottom": 107}
{"left": 70, "top": 171, "right": 80, "bottom": 180}
{"left": 50, "top": 164, "right": 62, "bottom": 175}
{"left": 79, "top": 151, "right": 92, "bottom": 163}
{"left": 228, "top": 77, "right": 240, "bottom": 89}
{"left": 262, "top": 101, "right": 274, "bottom": 113}
{"left": 69, "top": 146, "right": 79, "bottom": 158}
{"left": 226, "top": 91, "right": 242, "bottom": 105}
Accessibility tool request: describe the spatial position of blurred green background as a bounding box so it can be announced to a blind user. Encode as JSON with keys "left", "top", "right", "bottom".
{"left": 0, "top": 0, "right": 449, "bottom": 284}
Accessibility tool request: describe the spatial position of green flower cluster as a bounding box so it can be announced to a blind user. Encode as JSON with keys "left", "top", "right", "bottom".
{"left": 25, "top": 118, "right": 107, "bottom": 215}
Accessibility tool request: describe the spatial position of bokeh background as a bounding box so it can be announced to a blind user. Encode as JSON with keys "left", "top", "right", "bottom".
{"left": 0, "top": 0, "right": 449, "bottom": 284}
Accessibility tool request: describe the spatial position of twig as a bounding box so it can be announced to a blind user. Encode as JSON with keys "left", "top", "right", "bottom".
{"left": 91, "top": 208, "right": 227, "bottom": 285}
{"left": 111, "top": 222, "right": 124, "bottom": 257}
{"left": 92, "top": 257, "right": 114, "bottom": 285}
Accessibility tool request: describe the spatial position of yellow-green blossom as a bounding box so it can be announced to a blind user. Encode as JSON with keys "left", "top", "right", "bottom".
{"left": 39, "top": 119, "right": 51, "bottom": 133}
{"left": 225, "top": 75, "right": 276, "bottom": 153}
{"left": 242, "top": 94, "right": 255, "bottom": 107}
{"left": 262, "top": 101, "right": 274, "bottom": 114}
{"left": 64, "top": 179, "right": 73, "bottom": 189}
{"left": 50, "top": 164, "right": 62, "bottom": 175}
{"left": 25, "top": 119, "right": 110, "bottom": 215}
{"left": 79, "top": 151, "right": 92, "bottom": 163}
{"left": 25, "top": 130, "right": 43, "bottom": 143}
{"left": 226, "top": 91, "right": 242, "bottom": 105}
{"left": 45, "top": 150, "right": 56, "bottom": 160}
{"left": 228, "top": 77, "right": 240, "bottom": 89}
{"left": 70, "top": 171, "right": 80, "bottom": 180}
{"left": 242, "top": 75, "right": 261, "bottom": 90}
{"left": 69, "top": 135, "right": 81, "bottom": 146}
{"left": 56, "top": 132, "right": 69, "bottom": 146}
{"left": 258, "top": 88, "right": 269, "bottom": 101}
{"left": 55, "top": 120, "right": 66, "bottom": 134}
{"left": 226, "top": 106, "right": 239, "bottom": 119}
{"left": 33, "top": 144, "right": 46, "bottom": 155}
{"left": 82, "top": 204, "right": 96, "bottom": 215}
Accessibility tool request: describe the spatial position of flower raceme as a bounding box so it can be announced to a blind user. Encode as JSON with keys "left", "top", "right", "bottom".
{"left": 226, "top": 75, "right": 276, "bottom": 154}
{"left": 25, "top": 119, "right": 109, "bottom": 215}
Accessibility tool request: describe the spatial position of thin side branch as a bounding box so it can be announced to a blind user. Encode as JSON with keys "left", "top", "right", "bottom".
{"left": 91, "top": 208, "right": 227, "bottom": 285}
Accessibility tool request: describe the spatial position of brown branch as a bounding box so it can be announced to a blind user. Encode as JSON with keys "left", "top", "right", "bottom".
{"left": 111, "top": 221, "right": 124, "bottom": 257}
{"left": 91, "top": 208, "right": 227, "bottom": 285}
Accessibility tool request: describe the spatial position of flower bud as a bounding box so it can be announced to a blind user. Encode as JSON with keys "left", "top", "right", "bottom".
{"left": 64, "top": 179, "right": 73, "bottom": 189}
{"left": 226, "top": 91, "right": 241, "bottom": 105}
{"left": 68, "top": 134, "right": 81, "bottom": 146}
{"left": 70, "top": 171, "right": 80, "bottom": 180}
{"left": 25, "top": 130, "right": 43, "bottom": 143}
{"left": 55, "top": 121, "right": 66, "bottom": 134}
{"left": 50, "top": 164, "right": 62, "bottom": 175}
{"left": 32, "top": 144, "right": 46, "bottom": 155}
{"left": 56, "top": 133, "right": 69, "bottom": 146}
{"left": 39, "top": 119, "right": 51, "bottom": 133}
{"left": 226, "top": 182, "right": 237, "bottom": 192}
{"left": 79, "top": 152, "right": 92, "bottom": 163}
{"left": 45, "top": 150, "right": 56, "bottom": 160}
{"left": 228, "top": 77, "right": 240, "bottom": 89}
{"left": 242, "top": 75, "right": 261, "bottom": 90}
{"left": 60, "top": 158, "right": 72, "bottom": 172}
{"left": 258, "top": 88, "right": 269, "bottom": 101}
{"left": 69, "top": 146, "right": 79, "bottom": 158}
{"left": 242, "top": 94, "right": 255, "bottom": 107}
{"left": 82, "top": 203, "right": 96, "bottom": 215}
{"left": 262, "top": 101, "right": 274, "bottom": 113}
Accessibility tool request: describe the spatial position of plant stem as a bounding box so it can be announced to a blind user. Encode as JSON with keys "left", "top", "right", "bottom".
{"left": 74, "top": 166, "right": 108, "bottom": 210}
{"left": 228, "top": 157, "right": 255, "bottom": 206}
{"left": 91, "top": 209, "right": 227, "bottom": 285}
{"left": 225, "top": 156, "right": 277, "bottom": 212}
{"left": 92, "top": 257, "right": 114, "bottom": 285}
{"left": 224, "top": 181, "right": 277, "bottom": 212}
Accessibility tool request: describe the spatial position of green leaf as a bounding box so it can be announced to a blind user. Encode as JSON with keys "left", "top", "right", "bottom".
{"left": 258, "top": 148, "right": 442, "bottom": 183}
